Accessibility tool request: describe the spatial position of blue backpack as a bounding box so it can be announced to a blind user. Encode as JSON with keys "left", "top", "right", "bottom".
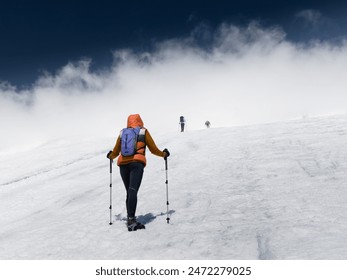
{"left": 120, "top": 127, "right": 146, "bottom": 156}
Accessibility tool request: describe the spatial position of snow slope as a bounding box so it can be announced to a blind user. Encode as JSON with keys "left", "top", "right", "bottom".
{"left": 1, "top": 115, "right": 347, "bottom": 259}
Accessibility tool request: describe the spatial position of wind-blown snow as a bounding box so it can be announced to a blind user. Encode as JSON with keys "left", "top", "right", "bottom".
{"left": 2, "top": 23, "right": 347, "bottom": 154}
{"left": 1, "top": 115, "right": 347, "bottom": 259}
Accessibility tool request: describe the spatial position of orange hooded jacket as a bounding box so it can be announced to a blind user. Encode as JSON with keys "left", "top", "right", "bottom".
{"left": 109, "top": 114, "right": 165, "bottom": 166}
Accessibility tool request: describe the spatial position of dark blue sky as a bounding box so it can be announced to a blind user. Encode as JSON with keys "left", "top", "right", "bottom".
{"left": 1, "top": 0, "right": 347, "bottom": 87}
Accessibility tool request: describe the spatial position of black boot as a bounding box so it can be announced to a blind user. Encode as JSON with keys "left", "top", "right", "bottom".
{"left": 127, "top": 217, "right": 145, "bottom": 232}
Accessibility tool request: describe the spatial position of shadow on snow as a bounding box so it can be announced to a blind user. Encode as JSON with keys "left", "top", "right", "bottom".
{"left": 115, "top": 210, "right": 175, "bottom": 225}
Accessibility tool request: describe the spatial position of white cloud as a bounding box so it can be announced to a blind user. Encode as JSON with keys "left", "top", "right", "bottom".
{"left": 295, "top": 9, "right": 323, "bottom": 25}
{"left": 1, "top": 22, "right": 347, "bottom": 152}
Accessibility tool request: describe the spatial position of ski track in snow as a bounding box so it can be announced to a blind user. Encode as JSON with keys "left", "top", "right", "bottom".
{"left": 1, "top": 115, "right": 347, "bottom": 259}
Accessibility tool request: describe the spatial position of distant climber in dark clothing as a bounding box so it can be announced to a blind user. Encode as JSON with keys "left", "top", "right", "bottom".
{"left": 179, "top": 116, "right": 185, "bottom": 132}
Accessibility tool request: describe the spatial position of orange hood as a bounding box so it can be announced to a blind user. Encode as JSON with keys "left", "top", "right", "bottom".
{"left": 127, "top": 114, "right": 144, "bottom": 128}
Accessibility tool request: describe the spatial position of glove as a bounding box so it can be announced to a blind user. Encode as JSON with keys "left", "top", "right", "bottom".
{"left": 163, "top": 148, "right": 170, "bottom": 159}
{"left": 106, "top": 151, "right": 112, "bottom": 159}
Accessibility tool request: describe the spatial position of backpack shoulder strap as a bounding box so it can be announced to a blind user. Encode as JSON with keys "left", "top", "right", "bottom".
{"left": 138, "top": 128, "right": 146, "bottom": 143}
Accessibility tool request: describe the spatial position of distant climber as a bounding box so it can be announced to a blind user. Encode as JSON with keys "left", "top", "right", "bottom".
{"left": 205, "top": 120, "right": 211, "bottom": 128}
{"left": 179, "top": 116, "right": 186, "bottom": 132}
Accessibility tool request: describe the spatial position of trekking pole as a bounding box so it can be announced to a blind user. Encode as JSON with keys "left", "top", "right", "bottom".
{"left": 109, "top": 159, "right": 113, "bottom": 225}
{"left": 165, "top": 157, "right": 170, "bottom": 224}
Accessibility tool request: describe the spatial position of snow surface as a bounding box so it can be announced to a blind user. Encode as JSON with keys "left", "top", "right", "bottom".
{"left": 1, "top": 115, "right": 347, "bottom": 260}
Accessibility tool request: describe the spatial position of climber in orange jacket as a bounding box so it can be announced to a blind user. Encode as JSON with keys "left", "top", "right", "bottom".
{"left": 107, "top": 114, "right": 170, "bottom": 231}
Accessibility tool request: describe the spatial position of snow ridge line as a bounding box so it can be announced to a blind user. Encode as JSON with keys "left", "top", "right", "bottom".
{"left": 0, "top": 152, "right": 102, "bottom": 187}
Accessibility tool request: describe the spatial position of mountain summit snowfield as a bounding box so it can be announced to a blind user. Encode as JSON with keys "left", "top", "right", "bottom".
{"left": 1, "top": 115, "right": 347, "bottom": 259}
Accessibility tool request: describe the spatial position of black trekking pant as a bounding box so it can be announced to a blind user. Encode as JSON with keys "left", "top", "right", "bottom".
{"left": 119, "top": 162, "right": 144, "bottom": 218}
